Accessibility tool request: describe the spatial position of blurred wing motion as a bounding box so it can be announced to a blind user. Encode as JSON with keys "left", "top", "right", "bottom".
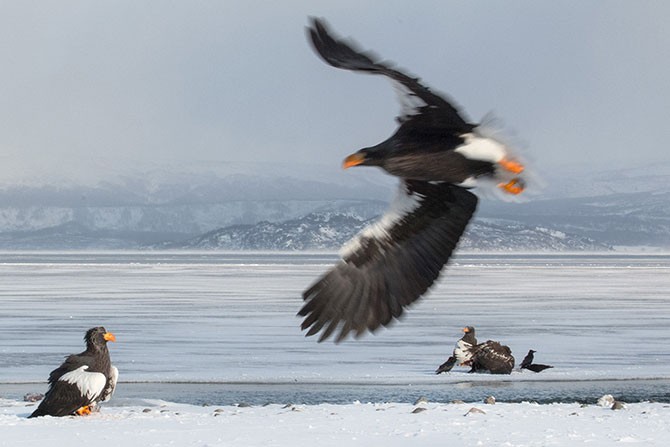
{"left": 307, "top": 17, "right": 472, "bottom": 132}
{"left": 301, "top": 18, "right": 530, "bottom": 343}
{"left": 299, "top": 180, "right": 477, "bottom": 342}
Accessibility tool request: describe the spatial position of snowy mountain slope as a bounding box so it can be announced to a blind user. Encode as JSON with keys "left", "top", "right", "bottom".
{"left": 0, "top": 162, "right": 668, "bottom": 249}
{"left": 0, "top": 200, "right": 386, "bottom": 234}
{"left": 0, "top": 166, "right": 391, "bottom": 238}
{"left": 479, "top": 191, "right": 670, "bottom": 247}
{"left": 165, "top": 213, "right": 371, "bottom": 250}
{"left": 166, "top": 212, "right": 609, "bottom": 251}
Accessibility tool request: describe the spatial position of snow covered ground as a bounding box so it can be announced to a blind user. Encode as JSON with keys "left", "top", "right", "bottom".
{"left": 1, "top": 251, "right": 669, "bottom": 445}
{"left": 2, "top": 398, "right": 670, "bottom": 446}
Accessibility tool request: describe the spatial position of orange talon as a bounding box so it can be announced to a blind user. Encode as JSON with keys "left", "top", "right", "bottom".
{"left": 76, "top": 405, "right": 92, "bottom": 416}
{"left": 498, "top": 178, "right": 525, "bottom": 195}
{"left": 499, "top": 158, "right": 525, "bottom": 174}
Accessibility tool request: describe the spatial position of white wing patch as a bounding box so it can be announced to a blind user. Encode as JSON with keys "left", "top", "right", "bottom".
{"left": 59, "top": 365, "right": 106, "bottom": 400}
{"left": 340, "top": 181, "right": 422, "bottom": 258}
{"left": 454, "top": 339, "right": 474, "bottom": 364}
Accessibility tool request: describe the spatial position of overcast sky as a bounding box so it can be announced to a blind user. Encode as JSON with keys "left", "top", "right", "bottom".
{"left": 1, "top": 1, "right": 669, "bottom": 184}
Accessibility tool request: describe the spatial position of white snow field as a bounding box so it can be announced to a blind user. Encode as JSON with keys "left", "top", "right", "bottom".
{"left": 2, "top": 398, "right": 670, "bottom": 447}
{"left": 1, "top": 251, "right": 670, "bottom": 445}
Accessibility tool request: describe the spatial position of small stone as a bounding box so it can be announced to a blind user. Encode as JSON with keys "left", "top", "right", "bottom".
{"left": 484, "top": 396, "right": 496, "bottom": 405}
{"left": 611, "top": 401, "right": 626, "bottom": 410}
{"left": 597, "top": 394, "right": 615, "bottom": 408}
{"left": 23, "top": 393, "right": 44, "bottom": 402}
{"left": 411, "top": 407, "right": 427, "bottom": 414}
{"left": 414, "top": 396, "right": 429, "bottom": 405}
{"left": 451, "top": 399, "right": 466, "bottom": 404}
{"left": 465, "top": 407, "right": 486, "bottom": 416}
{"left": 142, "top": 408, "right": 152, "bottom": 413}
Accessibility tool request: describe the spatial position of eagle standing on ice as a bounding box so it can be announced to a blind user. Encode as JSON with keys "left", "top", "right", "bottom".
{"left": 29, "top": 327, "right": 118, "bottom": 418}
{"left": 436, "top": 326, "right": 515, "bottom": 375}
{"left": 435, "top": 326, "right": 478, "bottom": 374}
{"left": 299, "top": 18, "right": 531, "bottom": 342}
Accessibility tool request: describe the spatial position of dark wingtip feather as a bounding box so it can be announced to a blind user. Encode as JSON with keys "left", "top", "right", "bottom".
{"left": 298, "top": 182, "right": 477, "bottom": 343}
{"left": 300, "top": 311, "right": 319, "bottom": 331}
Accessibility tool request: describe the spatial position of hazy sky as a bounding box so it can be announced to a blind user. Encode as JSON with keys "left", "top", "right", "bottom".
{"left": 1, "top": 1, "right": 669, "bottom": 184}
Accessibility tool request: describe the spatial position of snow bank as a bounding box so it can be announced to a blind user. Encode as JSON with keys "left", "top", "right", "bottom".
{"left": 2, "top": 398, "right": 669, "bottom": 447}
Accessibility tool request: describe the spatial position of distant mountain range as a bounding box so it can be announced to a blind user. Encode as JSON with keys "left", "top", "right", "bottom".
{"left": 160, "top": 212, "right": 608, "bottom": 251}
{"left": 479, "top": 191, "right": 670, "bottom": 247}
{"left": 0, "top": 162, "right": 668, "bottom": 250}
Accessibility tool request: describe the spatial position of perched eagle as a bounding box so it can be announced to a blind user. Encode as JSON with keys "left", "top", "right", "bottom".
{"left": 437, "top": 326, "right": 514, "bottom": 375}
{"left": 436, "top": 326, "right": 477, "bottom": 374}
{"left": 29, "top": 327, "right": 118, "bottom": 418}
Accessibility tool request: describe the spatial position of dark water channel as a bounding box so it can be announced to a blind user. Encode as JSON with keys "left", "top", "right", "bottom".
{"left": 4, "top": 379, "right": 670, "bottom": 406}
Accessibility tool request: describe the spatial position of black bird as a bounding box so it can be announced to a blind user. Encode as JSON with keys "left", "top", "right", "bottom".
{"left": 299, "top": 18, "right": 531, "bottom": 342}
{"left": 520, "top": 349, "right": 553, "bottom": 373}
{"left": 519, "top": 349, "right": 535, "bottom": 369}
{"left": 524, "top": 363, "right": 553, "bottom": 373}
{"left": 29, "top": 327, "right": 118, "bottom": 418}
{"left": 436, "top": 326, "right": 477, "bottom": 374}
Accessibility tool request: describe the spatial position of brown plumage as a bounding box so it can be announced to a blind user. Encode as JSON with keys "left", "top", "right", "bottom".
{"left": 437, "top": 327, "right": 514, "bottom": 374}
{"left": 468, "top": 340, "right": 515, "bottom": 375}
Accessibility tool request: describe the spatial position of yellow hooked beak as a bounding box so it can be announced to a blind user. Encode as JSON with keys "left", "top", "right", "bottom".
{"left": 103, "top": 332, "right": 116, "bottom": 342}
{"left": 343, "top": 152, "right": 366, "bottom": 169}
